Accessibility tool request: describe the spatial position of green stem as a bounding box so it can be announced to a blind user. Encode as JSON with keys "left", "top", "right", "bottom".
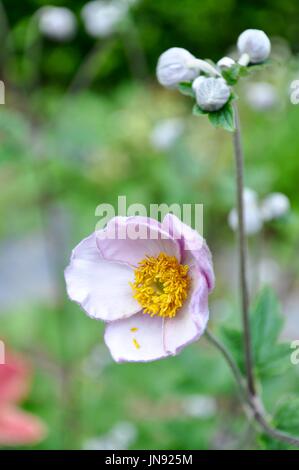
{"left": 232, "top": 101, "right": 256, "bottom": 397}
{"left": 205, "top": 329, "right": 299, "bottom": 447}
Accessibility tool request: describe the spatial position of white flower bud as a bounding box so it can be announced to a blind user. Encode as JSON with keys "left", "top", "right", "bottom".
{"left": 243, "top": 187, "right": 258, "bottom": 205}
{"left": 237, "top": 29, "right": 271, "bottom": 64}
{"left": 217, "top": 56, "right": 235, "bottom": 70}
{"left": 150, "top": 118, "right": 184, "bottom": 151}
{"left": 245, "top": 82, "right": 277, "bottom": 111}
{"left": 82, "top": 1, "right": 127, "bottom": 38}
{"left": 192, "top": 76, "right": 231, "bottom": 111}
{"left": 261, "top": 193, "right": 290, "bottom": 221}
{"left": 228, "top": 205, "right": 263, "bottom": 235}
{"left": 38, "top": 6, "right": 77, "bottom": 41}
{"left": 156, "top": 48, "right": 200, "bottom": 88}
{"left": 228, "top": 188, "right": 263, "bottom": 235}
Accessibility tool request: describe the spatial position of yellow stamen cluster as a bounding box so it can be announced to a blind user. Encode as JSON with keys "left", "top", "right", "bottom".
{"left": 131, "top": 252, "right": 190, "bottom": 318}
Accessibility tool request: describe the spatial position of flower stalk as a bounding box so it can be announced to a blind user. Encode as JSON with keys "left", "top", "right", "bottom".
{"left": 205, "top": 329, "right": 299, "bottom": 447}
{"left": 232, "top": 100, "right": 256, "bottom": 398}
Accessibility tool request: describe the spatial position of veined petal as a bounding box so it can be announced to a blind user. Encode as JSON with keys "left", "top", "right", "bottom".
{"left": 164, "top": 269, "right": 209, "bottom": 354}
{"left": 162, "top": 213, "right": 215, "bottom": 291}
{"left": 104, "top": 312, "right": 169, "bottom": 362}
{"left": 96, "top": 216, "right": 181, "bottom": 267}
{"left": 65, "top": 233, "right": 140, "bottom": 321}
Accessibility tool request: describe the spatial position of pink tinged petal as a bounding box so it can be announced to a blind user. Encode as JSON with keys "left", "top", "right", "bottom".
{"left": 164, "top": 269, "right": 209, "bottom": 355}
{"left": 0, "top": 406, "right": 47, "bottom": 446}
{"left": 96, "top": 216, "right": 181, "bottom": 267}
{"left": 65, "top": 233, "right": 140, "bottom": 321}
{"left": 0, "top": 354, "right": 30, "bottom": 405}
{"left": 162, "top": 213, "right": 215, "bottom": 291}
{"left": 104, "top": 312, "right": 169, "bottom": 363}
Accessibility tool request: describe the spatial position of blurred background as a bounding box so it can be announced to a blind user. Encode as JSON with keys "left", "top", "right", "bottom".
{"left": 0, "top": 0, "right": 299, "bottom": 450}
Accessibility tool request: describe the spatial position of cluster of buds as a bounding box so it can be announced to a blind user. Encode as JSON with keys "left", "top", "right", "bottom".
{"left": 228, "top": 188, "right": 290, "bottom": 235}
{"left": 156, "top": 29, "right": 271, "bottom": 124}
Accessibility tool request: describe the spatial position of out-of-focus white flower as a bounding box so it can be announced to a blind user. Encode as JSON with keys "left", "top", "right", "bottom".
{"left": 83, "top": 422, "right": 137, "bottom": 450}
{"left": 261, "top": 192, "right": 290, "bottom": 221}
{"left": 182, "top": 395, "right": 217, "bottom": 419}
{"left": 245, "top": 82, "right": 278, "bottom": 111}
{"left": 228, "top": 206, "right": 263, "bottom": 235}
{"left": 156, "top": 48, "right": 200, "bottom": 88}
{"left": 192, "top": 76, "right": 231, "bottom": 111}
{"left": 81, "top": 1, "right": 127, "bottom": 38}
{"left": 38, "top": 6, "right": 77, "bottom": 41}
{"left": 217, "top": 56, "right": 235, "bottom": 70}
{"left": 228, "top": 189, "right": 290, "bottom": 235}
{"left": 237, "top": 29, "right": 271, "bottom": 64}
{"left": 150, "top": 118, "right": 184, "bottom": 151}
{"left": 243, "top": 187, "right": 258, "bottom": 205}
{"left": 228, "top": 187, "right": 263, "bottom": 235}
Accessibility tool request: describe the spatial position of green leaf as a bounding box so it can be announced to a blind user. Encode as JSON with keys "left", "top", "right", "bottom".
{"left": 221, "top": 288, "right": 291, "bottom": 379}
{"left": 259, "top": 398, "right": 299, "bottom": 449}
{"left": 221, "top": 327, "right": 245, "bottom": 374}
{"left": 221, "top": 63, "right": 243, "bottom": 85}
{"left": 251, "top": 287, "right": 283, "bottom": 358}
{"left": 178, "top": 82, "right": 195, "bottom": 97}
{"left": 208, "top": 102, "right": 235, "bottom": 132}
{"left": 250, "top": 288, "right": 291, "bottom": 378}
{"left": 192, "top": 103, "right": 208, "bottom": 116}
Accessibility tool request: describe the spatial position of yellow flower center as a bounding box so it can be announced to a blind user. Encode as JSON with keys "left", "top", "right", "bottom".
{"left": 131, "top": 252, "right": 191, "bottom": 318}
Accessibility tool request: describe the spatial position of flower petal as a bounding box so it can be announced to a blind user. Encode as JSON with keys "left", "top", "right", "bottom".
{"left": 0, "top": 354, "right": 30, "bottom": 405}
{"left": 96, "top": 216, "right": 181, "bottom": 267}
{"left": 0, "top": 406, "right": 47, "bottom": 446}
{"left": 104, "top": 312, "right": 169, "bottom": 362}
{"left": 65, "top": 233, "right": 140, "bottom": 321}
{"left": 162, "top": 213, "right": 215, "bottom": 290}
{"left": 164, "top": 269, "right": 209, "bottom": 355}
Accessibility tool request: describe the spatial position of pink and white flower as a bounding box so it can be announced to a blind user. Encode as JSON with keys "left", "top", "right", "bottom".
{"left": 65, "top": 214, "right": 214, "bottom": 362}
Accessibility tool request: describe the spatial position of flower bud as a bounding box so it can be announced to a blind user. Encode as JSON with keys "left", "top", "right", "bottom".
{"left": 192, "top": 76, "right": 231, "bottom": 111}
{"left": 228, "top": 205, "right": 263, "bottom": 236}
{"left": 228, "top": 188, "right": 263, "bottom": 235}
{"left": 237, "top": 29, "right": 271, "bottom": 64}
{"left": 150, "top": 118, "right": 184, "bottom": 151}
{"left": 38, "top": 6, "right": 77, "bottom": 41}
{"left": 81, "top": 1, "right": 127, "bottom": 38}
{"left": 261, "top": 193, "right": 290, "bottom": 221}
{"left": 156, "top": 48, "right": 199, "bottom": 88}
{"left": 217, "top": 56, "right": 235, "bottom": 70}
{"left": 245, "top": 82, "right": 277, "bottom": 111}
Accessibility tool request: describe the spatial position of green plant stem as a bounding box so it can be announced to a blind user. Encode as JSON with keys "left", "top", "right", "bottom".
{"left": 232, "top": 101, "right": 256, "bottom": 397}
{"left": 205, "top": 329, "right": 299, "bottom": 447}
{"left": 205, "top": 329, "right": 246, "bottom": 401}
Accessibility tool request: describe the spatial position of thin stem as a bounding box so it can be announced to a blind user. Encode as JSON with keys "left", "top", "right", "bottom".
{"left": 232, "top": 101, "right": 256, "bottom": 397}
{"left": 205, "top": 329, "right": 247, "bottom": 402}
{"left": 205, "top": 329, "right": 299, "bottom": 447}
{"left": 253, "top": 411, "right": 299, "bottom": 447}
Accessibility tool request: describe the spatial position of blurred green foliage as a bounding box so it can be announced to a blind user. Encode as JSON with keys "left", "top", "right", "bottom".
{"left": 2, "top": 0, "right": 299, "bottom": 88}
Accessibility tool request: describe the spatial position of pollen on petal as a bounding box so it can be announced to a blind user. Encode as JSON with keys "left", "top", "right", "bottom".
{"left": 131, "top": 252, "right": 190, "bottom": 319}
{"left": 133, "top": 338, "right": 140, "bottom": 349}
{"left": 130, "top": 327, "right": 138, "bottom": 332}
